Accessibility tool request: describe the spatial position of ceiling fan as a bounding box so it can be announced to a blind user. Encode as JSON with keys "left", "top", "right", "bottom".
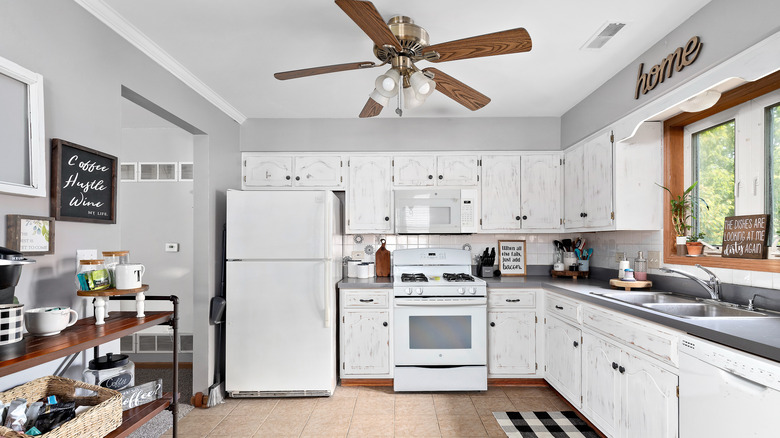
{"left": 274, "top": 0, "right": 532, "bottom": 118}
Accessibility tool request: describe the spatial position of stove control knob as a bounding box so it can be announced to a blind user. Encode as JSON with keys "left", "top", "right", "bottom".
{"left": 457, "top": 288, "right": 465, "bottom": 295}
{"left": 405, "top": 288, "right": 413, "bottom": 295}
{"left": 415, "top": 288, "right": 423, "bottom": 295}
{"left": 469, "top": 288, "right": 477, "bottom": 295}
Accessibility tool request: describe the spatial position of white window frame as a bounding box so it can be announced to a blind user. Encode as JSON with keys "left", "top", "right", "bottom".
{"left": 138, "top": 162, "right": 178, "bottom": 182}
{"left": 120, "top": 162, "right": 138, "bottom": 182}
{"left": 178, "top": 162, "right": 194, "bottom": 181}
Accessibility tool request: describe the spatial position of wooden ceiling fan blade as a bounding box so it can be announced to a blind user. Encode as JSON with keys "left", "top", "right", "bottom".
{"left": 274, "top": 61, "right": 377, "bottom": 80}
{"left": 424, "top": 68, "right": 490, "bottom": 111}
{"left": 335, "top": 0, "right": 402, "bottom": 51}
{"left": 359, "top": 97, "right": 384, "bottom": 118}
{"left": 423, "top": 28, "right": 532, "bottom": 63}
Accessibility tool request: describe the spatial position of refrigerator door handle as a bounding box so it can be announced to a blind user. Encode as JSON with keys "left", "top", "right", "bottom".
{"left": 324, "top": 263, "right": 331, "bottom": 328}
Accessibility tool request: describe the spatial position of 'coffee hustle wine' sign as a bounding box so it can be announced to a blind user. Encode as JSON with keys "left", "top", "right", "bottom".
{"left": 51, "top": 138, "right": 117, "bottom": 224}
{"left": 635, "top": 36, "right": 702, "bottom": 99}
{"left": 722, "top": 214, "right": 770, "bottom": 259}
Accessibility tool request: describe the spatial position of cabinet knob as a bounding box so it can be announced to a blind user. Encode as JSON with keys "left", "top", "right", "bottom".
{"left": 428, "top": 175, "right": 433, "bottom": 179}
{"left": 286, "top": 175, "right": 291, "bottom": 180}
{"left": 612, "top": 362, "right": 618, "bottom": 370}
{"left": 579, "top": 212, "right": 584, "bottom": 218}
{"left": 618, "top": 366, "right": 626, "bottom": 374}
{"left": 522, "top": 215, "right": 528, "bottom": 220}
{"left": 490, "top": 322, "right": 496, "bottom": 327}
{"left": 438, "top": 175, "right": 443, "bottom": 180}
{"left": 384, "top": 216, "right": 390, "bottom": 221}
{"left": 515, "top": 216, "right": 521, "bottom": 220}
{"left": 583, "top": 213, "right": 588, "bottom": 217}
{"left": 383, "top": 322, "right": 388, "bottom": 327}
{"left": 573, "top": 341, "right": 579, "bottom": 348}
{"left": 295, "top": 176, "right": 300, "bottom": 181}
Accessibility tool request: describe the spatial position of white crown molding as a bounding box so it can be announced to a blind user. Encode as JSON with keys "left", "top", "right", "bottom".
{"left": 74, "top": 0, "right": 247, "bottom": 124}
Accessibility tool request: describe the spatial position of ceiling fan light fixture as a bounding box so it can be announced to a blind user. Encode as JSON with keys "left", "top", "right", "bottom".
{"left": 369, "top": 89, "right": 390, "bottom": 107}
{"left": 403, "top": 86, "right": 425, "bottom": 109}
{"left": 409, "top": 71, "right": 435, "bottom": 98}
{"left": 374, "top": 68, "right": 401, "bottom": 97}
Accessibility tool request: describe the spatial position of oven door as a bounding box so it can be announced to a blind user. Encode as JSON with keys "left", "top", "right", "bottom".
{"left": 394, "top": 297, "right": 486, "bottom": 366}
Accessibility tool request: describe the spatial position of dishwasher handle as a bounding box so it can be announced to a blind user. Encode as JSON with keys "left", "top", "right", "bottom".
{"left": 720, "top": 368, "right": 769, "bottom": 395}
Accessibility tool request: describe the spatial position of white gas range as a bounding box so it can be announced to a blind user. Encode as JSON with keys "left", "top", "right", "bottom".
{"left": 392, "top": 248, "right": 488, "bottom": 392}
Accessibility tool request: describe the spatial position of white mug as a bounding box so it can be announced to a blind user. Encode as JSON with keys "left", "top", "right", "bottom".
{"left": 25, "top": 307, "right": 78, "bottom": 336}
{"left": 115, "top": 264, "right": 145, "bottom": 289}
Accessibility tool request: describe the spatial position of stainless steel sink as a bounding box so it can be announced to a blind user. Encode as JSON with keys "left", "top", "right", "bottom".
{"left": 596, "top": 291, "right": 699, "bottom": 305}
{"left": 643, "top": 302, "right": 774, "bottom": 319}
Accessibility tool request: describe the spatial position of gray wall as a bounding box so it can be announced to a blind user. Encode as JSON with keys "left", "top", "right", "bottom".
{"left": 0, "top": 0, "right": 239, "bottom": 392}
{"left": 119, "top": 127, "right": 194, "bottom": 333}
{"left": 561, "top": 0, "right": 780, "bottom": 147}
{"left": 241, "top": 117, "right": 560, "bottom": 151}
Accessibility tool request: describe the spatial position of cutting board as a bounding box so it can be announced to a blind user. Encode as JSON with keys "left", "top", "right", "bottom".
{"left": 375, "top": 238, "right": 390, "bottom": 277}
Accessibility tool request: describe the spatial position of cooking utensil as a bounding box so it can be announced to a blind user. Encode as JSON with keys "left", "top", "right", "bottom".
{"left": 562, "top": 239, "right": 572, "bottom": 252}
{"left": 575, "top": 248, "right": 582, "bottom": 260}
{"left": 553, "top": 240, "right": 563, "bottom": 251}
{"left": 579, "top": 238, "right": 586, "bottom": 250}
{"left": 574, "top": 238, "right": 582, "bottom": 250}
{"left": 586, "top": 248, "right": 593, "bottom": 260}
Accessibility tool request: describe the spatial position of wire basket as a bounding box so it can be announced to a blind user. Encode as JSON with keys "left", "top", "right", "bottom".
{"left": 0, "top": 376, "right": 122, "bottom": 438}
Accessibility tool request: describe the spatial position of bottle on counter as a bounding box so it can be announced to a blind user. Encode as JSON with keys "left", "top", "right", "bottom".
{"left": 634, "top": 251, "right": 648, "bottom": 281}
{"left": 618, "top": 254, "right": 630, "bottom": 279}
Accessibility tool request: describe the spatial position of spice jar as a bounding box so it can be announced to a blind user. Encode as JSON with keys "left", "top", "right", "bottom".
{"left": 76, "top": 260, "right": 110, "bottom": 291}
{"left": 634, "top": 251, "right": 648, "bottom": 281}
{"left": 83, "top": 352, "right": 135, "bottom": 390}
{"left": 102, "top": 251, "right": 130, "bottom": 288}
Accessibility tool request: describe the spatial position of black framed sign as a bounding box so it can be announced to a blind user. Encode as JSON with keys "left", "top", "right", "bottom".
{"left": 51, "top": 138, "right": 117, "bottom": 224}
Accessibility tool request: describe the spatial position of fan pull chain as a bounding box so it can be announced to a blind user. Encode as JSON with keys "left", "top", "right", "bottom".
{"left": 396, "top": 81, "right": 403, "bottom": 117}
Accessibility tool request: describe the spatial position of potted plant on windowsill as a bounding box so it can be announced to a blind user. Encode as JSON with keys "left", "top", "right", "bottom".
{"left": 657, "top": 181, "right": 708, "bottom": 256}
{"left": 686, "top": 232, "right": 706, "bottom": 256}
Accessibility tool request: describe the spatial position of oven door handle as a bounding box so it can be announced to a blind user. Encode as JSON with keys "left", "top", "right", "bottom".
{"left": 395, "top": 300, "right": 486, "bottom": 306}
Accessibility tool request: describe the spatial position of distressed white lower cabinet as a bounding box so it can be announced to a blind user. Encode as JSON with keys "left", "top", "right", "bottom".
{"left": 339, "top": 289, "right": 392, "bottom": 378}
{"left": 347, "top": 156, "right": 393, "bottom": 233}
{"left": 487, "top": 289, "right": 538, "bottom": 376}
{"left": 481, "top": 155, "right": 523, "bottom": 231}
{"left": 544, "top": 314, "right": 582, "bottom": 407}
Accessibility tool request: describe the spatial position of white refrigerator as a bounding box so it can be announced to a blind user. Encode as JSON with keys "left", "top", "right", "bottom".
{"left": 225, "top": 190, "right": 342, "bottom": 397}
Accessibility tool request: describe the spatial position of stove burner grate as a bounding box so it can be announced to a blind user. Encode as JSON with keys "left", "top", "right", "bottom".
{"left": 401, "top": 273, "right": 428, "bottom": 282}
{"left": 443, "top": 273, "right": 475, "bottom": 282}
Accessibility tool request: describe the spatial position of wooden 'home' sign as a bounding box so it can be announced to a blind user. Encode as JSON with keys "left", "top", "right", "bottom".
{"left": 722, "top": 214, "right": 770, "bottom": 259}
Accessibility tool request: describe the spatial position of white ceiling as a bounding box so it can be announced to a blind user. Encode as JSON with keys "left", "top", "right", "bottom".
{"left": 94, "top": 0, "right": 711, "bottom": 120}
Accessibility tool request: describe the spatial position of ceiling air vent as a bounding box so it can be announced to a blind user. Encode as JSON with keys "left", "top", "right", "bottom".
{"left": 582, "top": 22, "right": 626, "bottom": 49}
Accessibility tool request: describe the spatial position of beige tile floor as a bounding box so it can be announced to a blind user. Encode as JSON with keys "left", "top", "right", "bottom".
{"left": 163, "top": 384, "right": 587, "bottom": 438}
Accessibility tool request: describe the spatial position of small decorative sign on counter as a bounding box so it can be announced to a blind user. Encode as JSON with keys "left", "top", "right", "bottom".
{"left": 722, "top": 214, "right": 770, "bottom": 259}
{"left": 498, "top": 240, "right": 526, "bottom": 276}
{"left": 119, "top": 378, "right": 163, "bottom": 411}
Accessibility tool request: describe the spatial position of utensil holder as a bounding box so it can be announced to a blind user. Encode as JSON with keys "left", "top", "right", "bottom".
{"left": 562, "top": 252, "right": 577, "bottom": 268}
{"left": 481, "top": 266, "right": 494, "bottom": 277}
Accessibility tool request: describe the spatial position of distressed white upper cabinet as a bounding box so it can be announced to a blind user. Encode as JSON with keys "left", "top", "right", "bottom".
{"left": 347, "top": 156, "right": 393, "bottom": 233}
{"left": 545, "top": 314, "right": 582, "bottom": 407}
{"left": 612, "top": 122, "right": 663, "bottom": 231}
{"left": 242, "top": 153, "right": 343, "bottom": 189}
{"left": 582, "top": 331, "right": 622, "bottom": 437}
{"left": 340, "top": 289, "right": 391, "bottom": 378}
{"left": 393, "top": 155, "right": 436, "bottom": 186}
{"left": 243, "top": 155, "right": 293, "bottom": 187}
{"left": 437, "top": 155, "right": 479, "bottom": 186}
{"left": 564, "top": 131, "right": 613, "bottom": 229}
{"left": 293, "top": 156, "right": 343, "bottom": 187}
{"left": 481, "top": 155, "right": 523, "bottom": 231}
{"left": 487, "top": 289, "right": 538, "bottom": 376}
{"left": 521, "top": 154, "right": 563, "bottom": 229}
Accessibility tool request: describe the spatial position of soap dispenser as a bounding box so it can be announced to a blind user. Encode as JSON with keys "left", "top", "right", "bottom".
{"left": 634, "top": 251, "right": 648, "bottom": 281}
{"left": 618, "top": 254, "right": 630, "bottom": 279}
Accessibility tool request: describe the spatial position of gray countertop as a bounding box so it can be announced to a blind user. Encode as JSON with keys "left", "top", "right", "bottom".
{"left": 338, "top": 275, "right": 780, "bottom": 363}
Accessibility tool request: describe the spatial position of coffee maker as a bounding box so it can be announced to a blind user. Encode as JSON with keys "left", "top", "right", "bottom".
{"left": 0, "top": 246, "right": 35, "bottom": 304}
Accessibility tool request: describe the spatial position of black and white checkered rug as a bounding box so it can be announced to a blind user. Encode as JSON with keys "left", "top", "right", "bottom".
{"left": 493, "top": 411, "right": 600, "bottom": 438}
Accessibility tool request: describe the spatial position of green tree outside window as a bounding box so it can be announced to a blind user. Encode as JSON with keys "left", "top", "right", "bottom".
{"left": 693, "top": 120, "right": 735, "bottom": 245}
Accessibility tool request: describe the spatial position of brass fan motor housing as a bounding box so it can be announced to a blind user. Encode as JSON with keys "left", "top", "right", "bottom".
{"left": 374, "top": 16, "right": 430, "bottom": 63}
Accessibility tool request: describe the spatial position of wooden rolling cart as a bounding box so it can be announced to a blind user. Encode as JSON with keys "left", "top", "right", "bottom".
{"left": 0, "top": 294, "right": 180, "bottom": 437}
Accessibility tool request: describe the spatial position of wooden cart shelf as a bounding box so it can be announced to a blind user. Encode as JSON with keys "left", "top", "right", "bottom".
{"left": 107, "top": 392, "right": 173, "bottom": 438}
{"left": 77, "top": 284, "right": 149, "bottom": 297}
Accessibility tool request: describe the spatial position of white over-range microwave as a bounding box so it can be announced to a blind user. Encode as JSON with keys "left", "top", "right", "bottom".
{"left": 394, "top": 189, "right": 478, "bottom": 234}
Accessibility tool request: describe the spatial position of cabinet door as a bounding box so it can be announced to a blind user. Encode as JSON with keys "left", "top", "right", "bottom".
{"left": 582, "top": 332, "right": 621, "bottom": 438}
{"left": 481, "top": 155, "right": 522, "bottom": 231}
{"left": 394, "top": 155, "right": 436, "bottom": 186}
{"left": 347, "top": 156, "right": 392, "bottom": 233}
{"left": 521, "top": 154, "right": 562, "bottom": 229}
{"left": 437, "top": 155, "right": 479, "bottom": 186}
{"left": 544, "top": 316, "right": 582, "bottom": 406}
{"left": 488, "top": 310, "right": 536, "bottom": 375}
{"left": 621, "top": 350, "right": 679, "bottom": 438}
{"left": 293, "top": 156, "right": 343, "bottom": 187}
{"left": 583, "top": 134, "right": 613, "bottom": 227}
{"left": 563, "top": 146, "right": 585, "bottom": 228}
{"left": 341, "top": 310, "right": 390, "bottom": 375}
{"left": 243, "top": 155, "right": 293, "bottom": 187}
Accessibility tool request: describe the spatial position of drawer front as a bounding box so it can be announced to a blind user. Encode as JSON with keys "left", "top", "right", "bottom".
{"left": 546, "top": 293, "right": 581, "bottom": 324}
{"left": 583, "top": 304, "right": 680, "bottom": 367}
{"left": 343, "top": 291, "right": 389, "bottom": 308}
{"left": 488, "top": 290, "right": 536, "bottom": 308}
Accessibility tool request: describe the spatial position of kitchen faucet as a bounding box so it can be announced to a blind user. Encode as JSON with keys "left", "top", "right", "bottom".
{"left": 661, "top": 264, "right": 721, "bottom": 301}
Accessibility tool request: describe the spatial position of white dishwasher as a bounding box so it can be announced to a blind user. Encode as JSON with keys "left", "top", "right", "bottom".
{"left": 680, "top": 335, "right": 780, "bottom": 437}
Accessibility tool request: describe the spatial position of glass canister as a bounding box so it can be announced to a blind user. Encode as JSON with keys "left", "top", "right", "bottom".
{"left": 83, "top": 352, "right": 135, "bottom": 390}
{"left": 102, "top": 250, "right": 130, "bottom": 288}
{"left": 634, "top": 251, "right": 648, "bottom": 281}
{"left": 76, "top": 260, "right": 110, "bottom": 291}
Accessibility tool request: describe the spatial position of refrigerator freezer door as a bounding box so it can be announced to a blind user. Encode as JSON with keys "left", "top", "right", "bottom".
{"left": 225, "top": 260, "right": 336, "bottom": 395}
{"left": 226, "top": 190, "right": 333, "bottom": 260}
